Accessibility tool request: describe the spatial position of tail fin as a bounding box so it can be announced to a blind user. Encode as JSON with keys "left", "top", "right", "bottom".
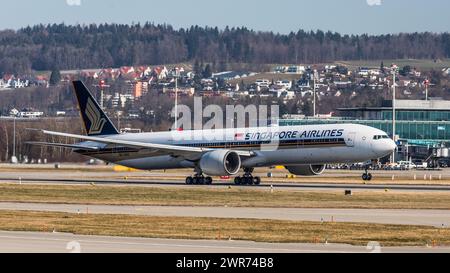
{"left": 72, "top": 81, "right": 119, "bottom": 136}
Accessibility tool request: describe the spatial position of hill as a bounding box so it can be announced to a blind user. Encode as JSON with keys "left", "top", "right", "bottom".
{"left": 0, "top": 23, "right": 449, "bottom": 74}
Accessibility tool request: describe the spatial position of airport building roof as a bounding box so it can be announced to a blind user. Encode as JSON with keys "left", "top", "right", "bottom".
{"left": 280, "top": 99, "right": 450, "bottom": 146}
{"left": 337, "top": 99, "right": 450, "bottom": 112}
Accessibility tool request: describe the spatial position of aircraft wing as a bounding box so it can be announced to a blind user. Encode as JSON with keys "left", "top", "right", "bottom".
{"left": 33, "top": 129, "right": 254, "bottom": 157}
{"left": 25, "top": 141, "right": 100, "bottom": 151}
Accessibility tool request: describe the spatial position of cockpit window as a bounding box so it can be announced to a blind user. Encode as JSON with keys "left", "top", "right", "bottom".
{"left": 373, "top": 135, "right": 389, "bottom": 140}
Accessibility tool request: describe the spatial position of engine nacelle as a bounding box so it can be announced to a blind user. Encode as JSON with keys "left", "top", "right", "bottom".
{"left": 285, "top": 165, "right": 326, "bottom": 176}
{"left": 199, "top": 150, "right": 241, "bottom": 176}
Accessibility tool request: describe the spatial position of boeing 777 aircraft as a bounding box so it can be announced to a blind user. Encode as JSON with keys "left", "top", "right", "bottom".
{"left": 28, "top": 81, "right": 396, "bottom": 185}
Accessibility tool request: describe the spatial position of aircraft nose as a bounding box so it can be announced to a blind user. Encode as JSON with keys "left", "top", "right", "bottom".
{"left": 374, "top": 139, "right": 397, "bottom": 157}
{"left": 380, "top": 139, "right": 397, "bottom": 155}
{"left": 388, "top": 139, "right": 397, "bottom": 152}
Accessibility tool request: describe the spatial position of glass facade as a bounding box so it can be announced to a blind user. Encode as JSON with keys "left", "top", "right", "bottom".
{"left": 339, "top": 109, "right": 450, "bottom": 122}
{"left": 282, "top": 101, "right": 450, "bottom": 146}
{"left": 279, "top": 119, "right": 450, "bottom": 145}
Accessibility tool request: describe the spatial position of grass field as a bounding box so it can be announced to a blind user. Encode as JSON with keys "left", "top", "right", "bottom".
{"left": 335, "top": 59, "right": 450, "bottom": 70}
{"left": 1, "top": 184, "right": 450, "bottom": 209}
{"left": 0, "top": 210, "right": 447, "bottom": 246}
{"left": 225, "top": 59, "right": 450, "bottom": 85}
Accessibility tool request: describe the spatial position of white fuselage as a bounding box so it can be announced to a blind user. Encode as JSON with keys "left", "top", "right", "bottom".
{"left": 77, "top": 123, "right": 396, "bottom": 171}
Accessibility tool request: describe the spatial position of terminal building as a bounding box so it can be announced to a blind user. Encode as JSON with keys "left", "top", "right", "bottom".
{"left": 279, "top": 99, "right": 450, "bottom": 164}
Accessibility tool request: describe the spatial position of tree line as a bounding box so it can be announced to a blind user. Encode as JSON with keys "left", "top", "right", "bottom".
{"left": 1, "top": 23, "right": 450, "bottom": 74}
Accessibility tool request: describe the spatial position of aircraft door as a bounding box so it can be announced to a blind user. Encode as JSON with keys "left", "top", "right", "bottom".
{"left": 346, "top": 132, "right": 356, "bottom": 147}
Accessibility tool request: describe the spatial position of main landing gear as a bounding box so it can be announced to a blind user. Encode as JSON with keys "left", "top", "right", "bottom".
{"left": 234, "top": 168, "right": 261, "bottom": 186}
{"left": 185, "top": 170, "right": 212, "bottom": 185}
{"left": 362, "top": 167, "right": 373, "bottom": 181}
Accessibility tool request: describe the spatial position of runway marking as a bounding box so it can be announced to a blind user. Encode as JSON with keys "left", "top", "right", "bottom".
{"left": 1, "top": 177, "right": 450, "bottom": 192}
{"left": 0, "top": 231, "right": 449, "bottom": 253}
{"left": 0, "top": 233, "right": 349, "bottom": 253}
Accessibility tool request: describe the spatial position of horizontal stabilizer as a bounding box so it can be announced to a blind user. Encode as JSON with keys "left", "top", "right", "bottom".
{"left": 26, "top": 141, "right": 99, "bottom": 151}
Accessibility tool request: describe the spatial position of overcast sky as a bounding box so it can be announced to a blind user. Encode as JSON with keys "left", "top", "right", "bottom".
{"left": 1, "top": 0, "right": 449, "bottom": 34}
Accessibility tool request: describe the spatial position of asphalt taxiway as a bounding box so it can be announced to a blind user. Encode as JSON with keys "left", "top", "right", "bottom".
{"left": 0, "top": 231, "right": 448, "bottom": 253}
{"left": 2, "top": 176, "right": 450, "bottom": 192}
{"left": 2, "top": 164, "right": 450, "bottom": 192}
{"left": 1, "top": 165, "right": 450, "bottom": 253}
{"left": 1, "top": 202, "right": 449, "bottom": 227}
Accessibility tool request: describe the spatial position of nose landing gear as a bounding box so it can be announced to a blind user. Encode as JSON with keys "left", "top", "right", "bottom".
{"left": 362, "top": 167, "right": 373, "bottom": 181}
{"left": 234, "top": 168, "right": 261, "bottom": 186}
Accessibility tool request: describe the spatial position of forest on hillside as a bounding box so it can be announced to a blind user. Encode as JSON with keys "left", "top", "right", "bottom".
{"left": 1, "top": 23, "right": 450, "bottom": 74}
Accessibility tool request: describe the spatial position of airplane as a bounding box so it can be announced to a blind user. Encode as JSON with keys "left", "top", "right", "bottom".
{"left": 27, "top": 81, "right": 397, "bottom": 185}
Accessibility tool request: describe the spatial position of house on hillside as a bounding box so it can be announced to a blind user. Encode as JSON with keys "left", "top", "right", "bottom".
{"left": 35, "top": 75, "right": 49, "bottom": 87}
{"left": 169, "top": 67, "right": 185, "bottom": 77}
{"left": 0, "top": 79, "right": 9, "bottom": 89}
{"left": 442, "top": 68, "right": 450, "bottom": 76}
{"left": 111, "top": 93, "right": 134, "bottom": 108}
{"left": 1, "top": 74, "right": 14, "bottom": 89}
{"left": 11, "top": 78, "right": 28, "bottom": 88}
{"left": 13, "top": 108, "right": 44, "bottom": 118}
{"left": 100, "top": 68, "right": 121, "bottom": 79}
{"left": 1, "top": 75, "right": 29, "bottom": 89}
{"left": 120, "top": 66, "right": 135, "bottom": 75}
{"left": 358, "top": 67, "right": 370, "bottom": 77}
{"left": 81, "top": 71, "right": 99, "bottom": 79}
{"left": 286, "top": 66, "right": 305, "bottom": 74}
{"left": 274, "top": 66, "right": 288, "bottom": 73}
{"left": 275, "top": 80, "right": 292, "bottom": 90}
{"left": 152, "top": 66, "right": 168, "bottom": 80}
{"left": 136, "top": 66, "right": 152, "bottom": 77}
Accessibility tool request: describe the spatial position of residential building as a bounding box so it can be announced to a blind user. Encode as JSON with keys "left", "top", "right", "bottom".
{"left": 286, "top": 66, "right": 305, "bottom": 74}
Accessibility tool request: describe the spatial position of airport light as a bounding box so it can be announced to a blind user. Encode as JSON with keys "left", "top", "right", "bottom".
{"left": 313, "top": 69, "right": 319, "bottom": 117}
{"left": 391, "top": 64, "right": 399, "bottom": 163}
{"left": 12, "top": 116, "right": 16, "bottom": 163}
{"left": 93, "top": 80, "right": 110, "bottom": 110}
{"left": 174, "top": 68, "right": 179, "bottom": 130}
{"left": 117, "top": 111, "right": 122, "bottom": 131}
{"left": 424, "top": 79, "right": 430, "bottom": 101}
{"left": 100, "top": 80, "right": 105, "bottom": 109}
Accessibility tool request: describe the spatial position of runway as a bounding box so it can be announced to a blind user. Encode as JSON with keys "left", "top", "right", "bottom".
{"left": 1, "top": 202, "right": 449, "bottom": 227}
{"left": 0, "top": 231, "right": 448, "bottom": 253}
{"left": 1, "top": 166, "right": 450, "bottom": 253}
{"left": 2, "top": 165, "right": 450, "bottom": 192}
{"left": 2, "top": 176, "right": 450, "bottom": 192}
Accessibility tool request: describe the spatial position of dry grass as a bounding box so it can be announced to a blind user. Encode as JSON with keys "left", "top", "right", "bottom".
{"left": 0, "top": 210, "right": 448, "bottom": 246}
{"left": 0, "top": 166, "right": 115, "bottom": 173}
{"left": 336, "top": 59, "right": 450, "bottom": 70}
{"left": 1, "top": 184, "right": 450, "bottom": 209}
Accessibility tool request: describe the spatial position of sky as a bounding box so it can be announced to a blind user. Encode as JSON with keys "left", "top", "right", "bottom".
{"left": 1, "top": 0, "right": 449, "bottom": 35}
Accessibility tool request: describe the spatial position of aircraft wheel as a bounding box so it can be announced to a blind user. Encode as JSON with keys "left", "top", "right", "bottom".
{"left": 253, "top": 177, "right": 261, "bottom": 185}
{"left": 362, "top": 173, "right": 368, "bottom": 181}
{"left": 245, "top": 177, "right": 253, "bottom": 185}
{"left": 186, "top": 177, "right": 193, "bottom": 185}
{"left": 205, "top": 177, "right": 213, "bottom": 185}
{"left": 234, "top": 177, "right": 241, "bottom": 185}
{"left": 197, "top": 176, "right": 205, "bottom": 185}
{"left": 367, "top": 173, "right": 373, "bottom": 181}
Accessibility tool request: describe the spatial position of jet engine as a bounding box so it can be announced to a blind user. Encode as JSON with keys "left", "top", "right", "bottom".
{"left": 285, "top": 165, "right": 326, "bottom": 176}
{"left": 199, "top": 150, "right": 241, "bottom": 176}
